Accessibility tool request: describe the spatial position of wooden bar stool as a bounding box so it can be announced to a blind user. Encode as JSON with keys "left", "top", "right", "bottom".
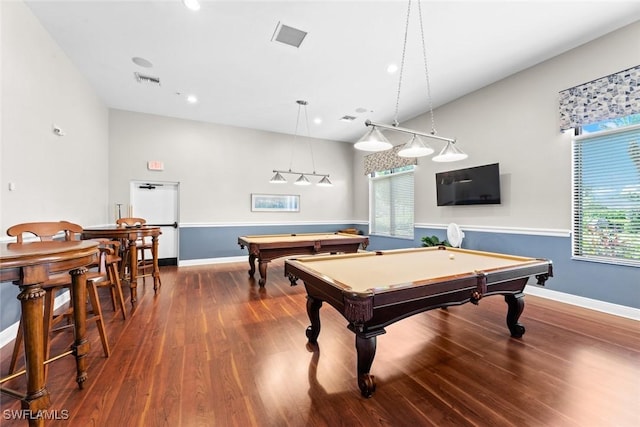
{"left": 115, "top": 217, "right": 157, "bottom": 286}
{"left": 6, "top": 222, "right": 116, "bottom": 376}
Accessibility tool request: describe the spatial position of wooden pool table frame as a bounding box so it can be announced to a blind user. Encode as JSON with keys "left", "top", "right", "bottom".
{"left": 284, "top": 246, "right": 553, "bottom": 398}
{"left": 237, "top": 232, "right": 369, "bottom": 286}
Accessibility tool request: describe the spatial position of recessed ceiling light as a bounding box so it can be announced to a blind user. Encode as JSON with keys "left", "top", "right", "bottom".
{"left": 182, "top": 0, "right": 200, "bottom": 11}
{"left": 132, "top": 57, "right": 153, "bottom": 68}
{"left": 187, "top": 94, "right": 198, "bottom": 103}
{"left": 314, "top": 117, "right": 322, "bottom": 125}
{"left": 387, "top": 64, "right": 398, "bottom": 74}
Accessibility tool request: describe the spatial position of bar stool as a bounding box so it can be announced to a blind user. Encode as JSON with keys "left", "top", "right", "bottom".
{"left": 6, "top": 222, "right": 114, "bottom": 376}
{"left": 115, "top": 217, "right": 156, "bottom": 285}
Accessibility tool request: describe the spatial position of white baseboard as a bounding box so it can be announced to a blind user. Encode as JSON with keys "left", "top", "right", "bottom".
{"left": 524, "top": 285, "right": 639, "bottom": 321}
{"left": 178, "top": 256, "right": 246, "bottom": 267}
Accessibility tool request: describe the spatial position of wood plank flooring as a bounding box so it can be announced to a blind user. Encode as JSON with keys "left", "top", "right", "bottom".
{"left": 1, "top": 260, "right": 639, "bottom": 426}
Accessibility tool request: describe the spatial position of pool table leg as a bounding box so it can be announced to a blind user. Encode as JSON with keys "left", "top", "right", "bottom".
{"left": 257, "top": 260, "right": 268, "bottom": 286}
{"left": 505, "top": 292, "right": 526, "bottom": 338}
{"left": 305, "top": 296, "right": 323, "bottom": 344}
{"left": 355, "top": 334, "right": 377, "bottom": 398}
{"left": 247, "top": 254, "right": 256, "bottom": 278}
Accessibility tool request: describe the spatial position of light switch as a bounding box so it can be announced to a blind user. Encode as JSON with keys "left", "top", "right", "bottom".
{"left": 8, "top": 182, "right": 16, "bottom": 191}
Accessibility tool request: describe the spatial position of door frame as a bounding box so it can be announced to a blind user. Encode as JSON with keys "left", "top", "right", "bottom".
{"left": 129, "top": 180, "right": 180, "bottom": 265}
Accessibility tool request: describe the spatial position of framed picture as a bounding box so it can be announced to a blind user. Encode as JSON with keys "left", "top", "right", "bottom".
{"left": 251, "top": 194, "right": 300, "bottom": 212}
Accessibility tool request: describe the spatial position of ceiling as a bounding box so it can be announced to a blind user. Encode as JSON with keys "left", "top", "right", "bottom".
{"left": 24, "top": 0, "right": 640, "bottom": 143}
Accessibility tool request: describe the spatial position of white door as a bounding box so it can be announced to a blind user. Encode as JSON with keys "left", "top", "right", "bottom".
{"left": 129, "top": 181, "right": 179, "bottom": 264}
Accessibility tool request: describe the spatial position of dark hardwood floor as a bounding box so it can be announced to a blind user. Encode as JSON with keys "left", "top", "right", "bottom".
{"left": 1, "top": 260, "right": 639, "bottom": 426}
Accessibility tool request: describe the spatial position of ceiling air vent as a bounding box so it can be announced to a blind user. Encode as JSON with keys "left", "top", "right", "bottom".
{"left": 272, "top": 22, "right": 307, "bottom": 48}
{"left": 134, "top": 72, "right": 161, "bottom": 86}
{"left": 340, "top": 115, "right": 357, "bottom": 122}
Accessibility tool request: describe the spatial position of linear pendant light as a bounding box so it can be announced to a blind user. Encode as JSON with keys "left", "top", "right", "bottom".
{"left": 270, "top": 100, "right": 332, "bottom": 186}
{"left": 356, "top": 0, "right": 468, "bottom": 163}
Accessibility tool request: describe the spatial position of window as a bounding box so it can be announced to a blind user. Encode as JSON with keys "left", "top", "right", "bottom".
{"left": 370, "top": 166, "right": 415, "bottom": 239}
{"left": 572, "top": 114, "right": 640, "bottom": 266}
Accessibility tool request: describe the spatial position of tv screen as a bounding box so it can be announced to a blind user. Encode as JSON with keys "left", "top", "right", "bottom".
{"left": 435, "top": 163, "right": 501, "bottom": 206}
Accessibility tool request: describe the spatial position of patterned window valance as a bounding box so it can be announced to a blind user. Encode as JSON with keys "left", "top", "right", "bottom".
{"left": 363, "top": 145, "right": 417, "bottom": 175}
{"left": 559, "top": 65, "right": 640, "bottom": 131}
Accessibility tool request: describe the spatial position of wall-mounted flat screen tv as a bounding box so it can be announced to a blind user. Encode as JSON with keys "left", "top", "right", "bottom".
{"left": 435, "top": 163, "right": 501, "bottom": 206}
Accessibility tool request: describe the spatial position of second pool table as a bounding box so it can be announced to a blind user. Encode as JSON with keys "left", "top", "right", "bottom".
{"left": 284, "top": 246, "right": 553, "bottom": 398}
{"left": 238, "top": 232, "right": 369, "bottom": 286}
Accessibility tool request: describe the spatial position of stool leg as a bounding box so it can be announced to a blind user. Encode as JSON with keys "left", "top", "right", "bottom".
{"left": 110, "top": 263, "right": 127, "bottom": 320}
{"left": 87, "top": 281, "right": 110, "bottom": 357}
{"left": 42, "top": 289, "right": 56, "bottom": 381}
{"left": 151, "top": 235, "right": 161, "bottom": 291}
{"left": 8, "top": 317, "right": 24, "bottom": 374}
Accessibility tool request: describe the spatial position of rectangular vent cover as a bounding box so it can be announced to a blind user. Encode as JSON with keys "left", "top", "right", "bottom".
{"left": 272, "top": 22, "right": 307, "bottom": 48}
{"left": 134, "top": 72, "right": 161, "bottom": 86}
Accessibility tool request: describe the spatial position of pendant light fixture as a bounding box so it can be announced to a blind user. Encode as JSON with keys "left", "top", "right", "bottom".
{"left": 269, "top": 100, "right": 332, "bottom": 186}
{"left": 356, "top": 0, "right": 468, "bottom": 162}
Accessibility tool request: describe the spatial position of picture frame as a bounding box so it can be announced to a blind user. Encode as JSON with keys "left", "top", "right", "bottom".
{"left": 251, "top": 194, "right": 300, "bottom": 212}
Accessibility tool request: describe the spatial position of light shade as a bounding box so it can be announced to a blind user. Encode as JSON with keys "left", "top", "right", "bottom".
{"left": 317, "top": 176, "right": 333, "bottom": 186}
{"left": 294, "top": 174, "right": 311, "bottom": 185}
{"left": 432, "top": 141, "right": 468, "bottom": 162}
{"left": 397, "top": 134, "right": 434, "bottom": 158}
{"left": 269, "top": 172, "right": 287, "bottom": 183}
{"left": 354, "top": 127, "right": 393, "bottom": 152}
{"left": 182, "top": 0, "right": 201, "bottom": 11}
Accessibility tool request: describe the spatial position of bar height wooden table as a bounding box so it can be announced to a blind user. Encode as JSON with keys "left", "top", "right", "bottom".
{"left": 81, "top": 225, "right": 161, "bottom": 304}
{"left": 0, "top": 240, "right": 99, "bottom": 427}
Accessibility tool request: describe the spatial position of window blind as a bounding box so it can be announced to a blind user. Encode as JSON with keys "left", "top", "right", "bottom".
{"left": 371, "top": 170, "right": 414, "bottom": 238}
{"left": 572, "top": 126, "right": 640, "bottom": 266}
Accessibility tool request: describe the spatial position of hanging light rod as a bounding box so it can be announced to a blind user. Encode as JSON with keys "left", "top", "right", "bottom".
{"left": 271, "top": 169, "right": 330, "bottom": 178}
{"left": 364, "top": 119, "right": 455, "bottom": 144}
{"left": 270, "top": 169, "right": 332, "bottom": 186}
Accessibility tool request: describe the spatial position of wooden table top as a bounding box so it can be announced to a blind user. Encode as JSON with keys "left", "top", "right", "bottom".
{"left": 0, "top": 240, "right": 99, "bottom": 282}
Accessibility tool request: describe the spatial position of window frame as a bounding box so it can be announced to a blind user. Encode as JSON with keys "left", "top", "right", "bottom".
{"left": 571, "top": 122, "right": 640, "bottom": 267}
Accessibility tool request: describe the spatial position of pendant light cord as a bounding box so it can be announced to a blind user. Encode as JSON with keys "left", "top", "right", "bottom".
{"left": 393, "top": 0, "right": 413, "bottom": 127}
{"left": 303, "top": 103, "right": 317, "bottom": 173}
{"left": 394, "top": 0, "right": 437, "bottom": 135}
{"left": 288, "top": 102, "right": 302, "bottom": 171}
{"left": 417, "top": 0, "right": 437, "bottom": 135}
{"left": 288, "top": 100, "right": 316, "bottom": 173}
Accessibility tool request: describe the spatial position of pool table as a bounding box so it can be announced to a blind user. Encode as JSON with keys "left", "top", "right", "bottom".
{"left": 238, "top": 232, "right": 369, "bottom": 286}
{"left": 284, "top": 246, "right": 553, "bottom": 398}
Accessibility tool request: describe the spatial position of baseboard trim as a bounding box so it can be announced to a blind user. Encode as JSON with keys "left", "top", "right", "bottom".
{"left": 179, "top": 256, "right": 246, "bottom": 267}
{"left": 524, "top": 285, "right": 639, "bottom": 321}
